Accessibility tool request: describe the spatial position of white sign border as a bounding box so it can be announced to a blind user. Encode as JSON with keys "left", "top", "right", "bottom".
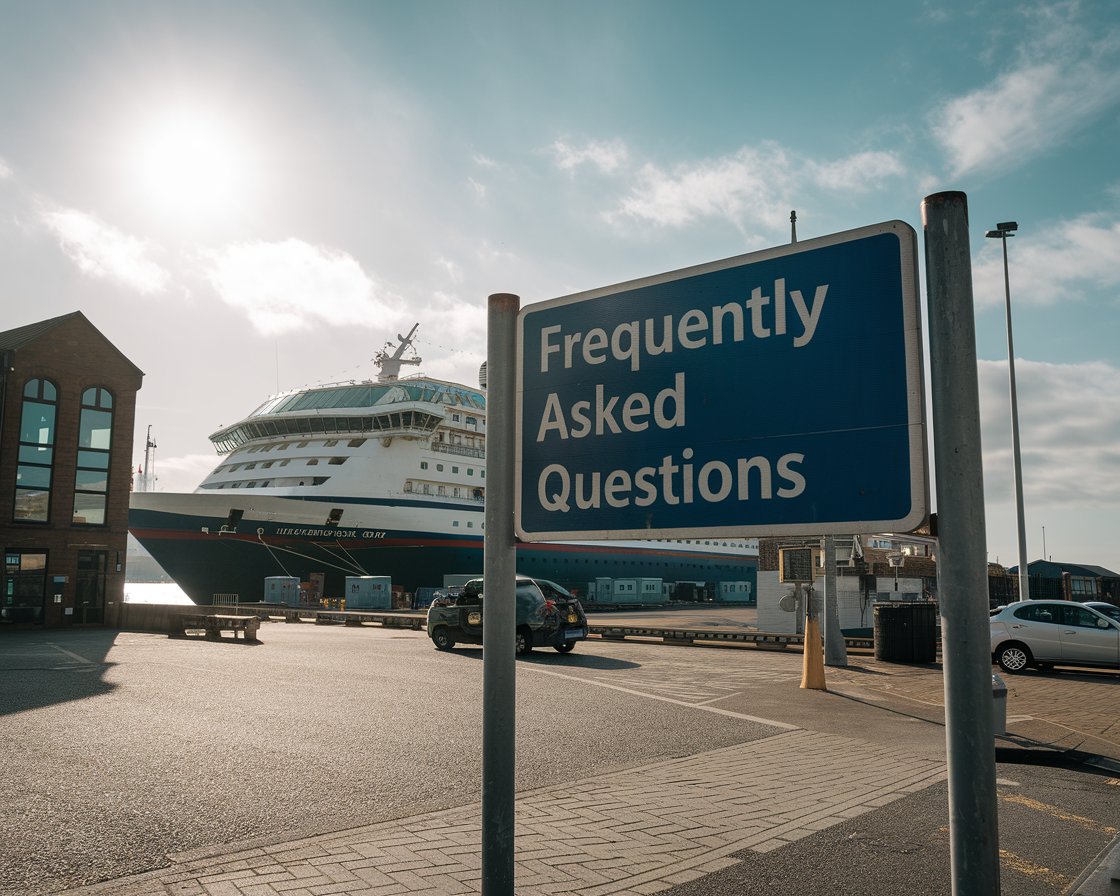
{"left": 514, "top": 219, "right": 928, "bottom": 542}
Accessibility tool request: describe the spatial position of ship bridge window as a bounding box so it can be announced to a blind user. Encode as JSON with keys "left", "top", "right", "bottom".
{"left": 348, "top": 438, "right": 366, "bottom": 448}
{"left": 324, "top": 439, "right": 339, "bottom": 447}
{"left": 328, "top": 457, "right": 347, "bottom": 465}
{"left": 307, "top": 458, "right": 319, "bottom": 466}
{"left": 312, "top": 476, "right": 328, "bottom": 486}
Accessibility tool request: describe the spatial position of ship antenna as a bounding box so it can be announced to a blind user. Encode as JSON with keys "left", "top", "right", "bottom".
{"left": 374, "top": 322, "right": 423, "bottom": 382}
{"left": 140, "top": 425, "right": 157, "bottom": 492}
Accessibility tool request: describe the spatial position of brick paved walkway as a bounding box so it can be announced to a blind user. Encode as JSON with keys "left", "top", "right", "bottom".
{"left": 68, "top": 728, "right": 944, "bottom": 896}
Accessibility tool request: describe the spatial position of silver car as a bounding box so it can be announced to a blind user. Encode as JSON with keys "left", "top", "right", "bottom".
{"left": 990, "top": 600, "right": 1120, "bottom": 673}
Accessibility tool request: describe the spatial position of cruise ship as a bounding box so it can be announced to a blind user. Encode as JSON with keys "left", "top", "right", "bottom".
{"left": 128, "top": 326, "right": 758, "bottom": 605}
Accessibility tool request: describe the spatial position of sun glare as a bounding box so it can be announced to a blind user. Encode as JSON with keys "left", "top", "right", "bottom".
{"left": 132, "top": 108, "right": 251, "bottom": 221}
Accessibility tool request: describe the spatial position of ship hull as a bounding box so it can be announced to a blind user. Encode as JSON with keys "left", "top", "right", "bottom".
{"left": 129, "top": 493, "right": 757, "bottom": 605}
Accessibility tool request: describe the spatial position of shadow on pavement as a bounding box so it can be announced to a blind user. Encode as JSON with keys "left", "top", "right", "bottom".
{"left": 0, "top": 628, "right": 119, "bottom": 716}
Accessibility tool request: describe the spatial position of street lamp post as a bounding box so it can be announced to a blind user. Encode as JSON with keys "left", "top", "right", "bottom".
{"left": 985, "top": 221, "right": 1030, "bottom": 600}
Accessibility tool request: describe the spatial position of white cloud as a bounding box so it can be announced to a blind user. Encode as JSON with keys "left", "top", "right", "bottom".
{"left": 550, "top": 138, "right": 629, "bottom": 174}
{"left": 931, "top": 9, "right": 1120, "bottom": 177}
{"left": 606, "top": 144, "right": 903, "bottom": 235}
{"left": 807, "top": 151, "right": 905, "bottom": 192}
{"left": 467, "top": 176, "right": 487, "bottom": 202}
{"left": 203, "top": 239, "right": 406, "bottom": 335}
{"left": 608, "top": 145, "right": 794, "bottom": 232}
{"left": 40, "top": 207, "right": 170, "bottom": 294}
{"left": 0, "top": 157, "right": 11, "bottom": 179}
{"left": 972, "top": 212, "right": 1120, "bottom": 309}
{"left": 145, "top": 453, "right": 220, "bottom": 493}
{"left": 978, "top": 358, "right": 1120, "bottom": 509}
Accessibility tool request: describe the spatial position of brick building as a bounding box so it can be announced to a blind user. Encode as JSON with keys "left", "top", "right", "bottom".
{"left": 0, "top": 312, "right": 143, "bottom": 626}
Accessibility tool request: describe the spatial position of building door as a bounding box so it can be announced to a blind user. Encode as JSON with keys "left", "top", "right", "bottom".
{"left": 2, "top": 550, "right": 47, "bottom": 625}
{"left": 74, "top": 550, "right": 107, "bottom": 625}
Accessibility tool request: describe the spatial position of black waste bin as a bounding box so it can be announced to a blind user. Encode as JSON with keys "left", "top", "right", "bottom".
{"left": 873, "top": 601, "right": 937, "bottom": 663}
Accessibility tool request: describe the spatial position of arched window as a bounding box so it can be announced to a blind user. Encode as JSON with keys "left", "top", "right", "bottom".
{"left": 73, "top": 387, "right": 114, "bottom": 525}
{"left": 14, "top": 379, "right": 58, "bottom": 522}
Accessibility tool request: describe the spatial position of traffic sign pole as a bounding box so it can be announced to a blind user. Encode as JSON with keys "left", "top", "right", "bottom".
{"left": 482, "top": 292, "right": 519, "bottom": 896}
{"left": 922, "top": 192, "right": 1001, "bottom": 895}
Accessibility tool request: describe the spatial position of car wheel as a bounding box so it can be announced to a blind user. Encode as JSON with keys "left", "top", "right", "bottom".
{"left": 996, "top": 643, "right": 1032, "bottom": 673}
{"left": 431, "top": 626, "right": 455, "bottom": 651}
{"left": 555, "top": 641, "right": 576, "bottom": 653}
{"left": 515, "top": 626, "right": 533, "bottom": 655}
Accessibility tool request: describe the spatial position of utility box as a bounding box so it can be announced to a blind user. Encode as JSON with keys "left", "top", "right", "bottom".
{"left": 718, "top": 581, "right": 754, "bottom": 603}
{"left": 588, "top": 577, "right": 613, "bottom": 603}
{"left": 635, "top": 577, "right": 664, "bottom": 604}
{"left": 264, "top": 576, "right": 301, "bottom": 606}
{"left": 345, "top": 576, "right": 392, "bottom": 610}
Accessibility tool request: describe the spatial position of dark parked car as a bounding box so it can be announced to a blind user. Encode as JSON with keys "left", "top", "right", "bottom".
{"left": 426, "top": 576, "right": 588, "bottom": 655}
{"left": 990, "top": 600, "right": 1120, "bottom": 673}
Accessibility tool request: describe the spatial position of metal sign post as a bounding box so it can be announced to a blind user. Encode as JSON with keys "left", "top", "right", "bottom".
{"left": 482, "top": 293, "right": 519, "bottom": 896}
{"left": 922, "top": 192, "right": 1000, "bottom": 895}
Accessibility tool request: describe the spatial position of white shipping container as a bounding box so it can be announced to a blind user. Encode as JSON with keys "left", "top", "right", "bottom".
{"left": 718, "top": 581, "right": 754, "bottom": 602}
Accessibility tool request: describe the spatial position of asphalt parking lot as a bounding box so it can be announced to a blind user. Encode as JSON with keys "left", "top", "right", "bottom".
{"left": 2, "top": 620, "right": 1118, "bottom": 895}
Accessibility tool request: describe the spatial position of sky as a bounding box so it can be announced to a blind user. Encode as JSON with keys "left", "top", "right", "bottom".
{"left": 2, "top": 0, "right": 1118, "bottom": 573}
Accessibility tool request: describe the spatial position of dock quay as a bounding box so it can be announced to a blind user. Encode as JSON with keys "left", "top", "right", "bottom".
{"left": 120, "top": 601, "right": 875, "bottom": 652}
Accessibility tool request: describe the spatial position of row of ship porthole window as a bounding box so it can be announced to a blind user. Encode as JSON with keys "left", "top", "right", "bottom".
{"left": 241, "top": 438, "right": 367, "bottom": 454}
{"left": 419, "top": 461, "right": 484, "bottom": 478}
{"left": 221, "top": 456, "right": 349, "bottom": 474}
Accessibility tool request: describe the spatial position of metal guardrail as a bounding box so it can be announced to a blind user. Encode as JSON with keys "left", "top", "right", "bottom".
{"left": 196, "top": 605, "right": 875, "bottom": 649}
{"left": 590, "top": 624, "right": 875, "bottom": 651}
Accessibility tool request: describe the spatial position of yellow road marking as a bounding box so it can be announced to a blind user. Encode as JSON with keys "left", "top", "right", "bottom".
{"left": 998, "top": 849, "right": 1069, "bottom": 888}
{"left": 999, "top": 792, "right": 1118, "bottom": 834}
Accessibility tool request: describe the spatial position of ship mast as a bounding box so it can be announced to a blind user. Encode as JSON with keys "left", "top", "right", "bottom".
{"left": 375, "top": 323, "right": 422, "bottom": 382}
{"left": 139, "top": 425, "right": 157, "bottom": 492}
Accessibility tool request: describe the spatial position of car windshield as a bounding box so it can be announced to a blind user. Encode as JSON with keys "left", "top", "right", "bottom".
{"left": 1088, "top": 603, "right": 1120, "bottom": 622}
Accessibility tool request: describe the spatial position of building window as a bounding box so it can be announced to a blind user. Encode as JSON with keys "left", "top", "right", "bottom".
{"left": 2, "top": 550, "right": 47, "bottom": 624}
{"left": 73, "top": 387, "right": 114, "bottom": 525}
{"left": 420, "top": 461, "right": 429, "bottom": 470}
{"left": 15, "top": 379, "right": 59, "bottom": 522}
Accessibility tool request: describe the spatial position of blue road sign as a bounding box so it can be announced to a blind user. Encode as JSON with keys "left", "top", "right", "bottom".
{"left": 516, "top": 220, "right": 927, "bottom": 541}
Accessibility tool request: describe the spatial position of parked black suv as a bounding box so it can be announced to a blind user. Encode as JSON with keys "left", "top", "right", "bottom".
{"left": 426, "top": 576, "right": 588, "bottom": 654}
